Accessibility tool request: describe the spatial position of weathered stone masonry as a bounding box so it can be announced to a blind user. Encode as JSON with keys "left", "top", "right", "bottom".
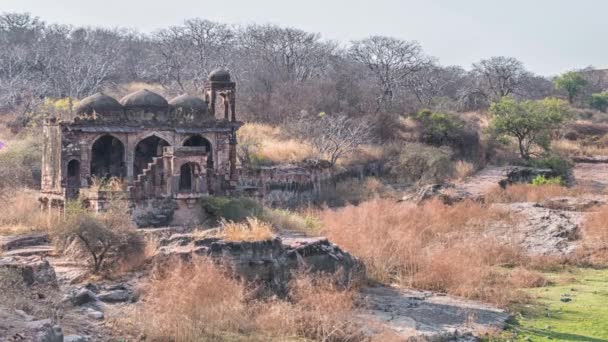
{"left": 39, "top": 69, "right": 241, "bottom": 225}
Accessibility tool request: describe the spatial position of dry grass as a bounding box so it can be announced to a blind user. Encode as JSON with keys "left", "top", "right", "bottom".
{"left": 577, "top": 205, "right": 608, "bottom": 265}
{"left": 0, "top": 189, "right": 56, "bottom": 235}
{"left": 553, "top": 139, "right": 608, "bottom": 157}
{"left": 509, "top": 267, "right": 549, "bottom": 288}
{"left": 261, "top": 208, "right": 321, "bottom": 235}
{"left": 118, "top": 258, "right": 362, "bottom": 342}
{"left": 453, "top": 160, "right": 476, "bottom": 180}
{"left": 238, "top": 123, "right": 314, "bottom": 165}
{"left": 321, "top": 198, "right": 526, "bottom": 306}
{"left": 485, "top": 184, "right": 574, "bottom": 203}
{"left": 220, "top": 217, "right": 274, "bottom": 241}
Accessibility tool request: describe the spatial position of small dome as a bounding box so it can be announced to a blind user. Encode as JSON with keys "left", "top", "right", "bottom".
{"left": 169, "top": 94, "right": 209, "bottom": 115}
{"left": 208, "top": 68, "right": 231, "bottom": 82}
{"left": 120, "top": 89, "right": 168, "bottom": 110}
{"left": 75, "top": 93, "right": 122, "bottom": 115}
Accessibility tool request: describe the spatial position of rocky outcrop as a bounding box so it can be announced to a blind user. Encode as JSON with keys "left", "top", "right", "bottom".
{"left": 539, "top": 195, "right": 607, "bottom": 212}
{"left": 499, "top": 167, "right": 560, "bottom": 188}
{"left": 401, "top": 183, "right": 476, "bottom": 204}
{"left": 0, "top": 256, "right": 58, "bottom": 286}
{"left": 0, "top": 233, "right": 50, "bottom": 252}
{"left": 155, "top": 234, "right": 365, "bottom": 294}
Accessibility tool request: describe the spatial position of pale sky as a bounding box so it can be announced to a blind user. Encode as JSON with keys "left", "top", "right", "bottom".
{"left": 3, "top": 0, "right": 607, "bottom": 76}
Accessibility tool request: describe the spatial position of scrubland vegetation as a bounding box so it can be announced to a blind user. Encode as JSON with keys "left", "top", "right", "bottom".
{"left": 3, "top": 10, "right": 608, "bottom": 342}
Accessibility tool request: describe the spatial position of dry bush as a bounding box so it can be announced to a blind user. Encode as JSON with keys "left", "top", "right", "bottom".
{"left": 485, "top": 184, "right": 573, "bottom": 203}
{"left": 509, "top": 267, "right": 549, "bottom": 288}
{"left": 220, "top": 217, "right": 274, "bottom": 241}
{"left": 238, "top": 123, "right": 314, "bottom": 166}
{"left": 321, "top": 177, "right": 398, "bottom": 206}
{"left": 453, "top": 160, "right": 476, "bottom": 180}
{"left": 0, "top": 189, "right": 56, "bottom": 235}
{"left": 123, "top": 258, "right": 362, "bottom": 342}
{"left": 321, "top": 198, "right": 526, "bottom": 306}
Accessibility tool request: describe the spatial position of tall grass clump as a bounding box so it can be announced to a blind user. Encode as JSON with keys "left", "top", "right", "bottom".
{"left": 0, "top": 189, "right": 56, "bottom": 235}
{"left": 123, "top": 258, "right": 362, "bottom": 342}
{"left": 321, "top": 198, "right": 525, "bottom": 306}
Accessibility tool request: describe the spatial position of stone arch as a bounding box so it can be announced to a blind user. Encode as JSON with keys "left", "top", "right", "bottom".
{"left": 182, "top": 134, "right": 213, "bottom": 168}
{"left": 179, "top": 162, "right": 201, "bottom": 192}
{"left": 90, "top": 134, "right": 125, "bottom": 179}
{"left": 133, "top": 134, "right": 171, "bottom": 177}
{"left": 66, "top": 159, "right": 80, "bottom": 199}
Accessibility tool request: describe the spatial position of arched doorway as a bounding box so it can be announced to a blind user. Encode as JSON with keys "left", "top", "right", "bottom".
{"left": 134, "top": 135, "right": 170, "bottom": 177}
{"left": 179, "top": 162, "right": 201, "bottom": 192}
{"left": 90, "top": 135, "right": 125, "bottom": 179}
{"left": 183, "top": 135, "right": 213, "bottom": 168}
{"left": 66, "top": 159, "right": 80, "bottom": 199}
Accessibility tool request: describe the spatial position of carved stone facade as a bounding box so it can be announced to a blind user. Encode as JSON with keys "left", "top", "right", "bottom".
{"left": 39, "top": 69, "right": 241, "bottom": 226}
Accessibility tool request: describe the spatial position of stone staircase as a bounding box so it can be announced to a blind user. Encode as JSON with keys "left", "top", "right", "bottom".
{"left": 128, "top": 156, "right": 165, "bottom": 200}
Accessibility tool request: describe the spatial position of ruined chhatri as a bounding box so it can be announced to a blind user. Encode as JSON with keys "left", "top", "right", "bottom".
{"left": 39, "top": 69, "right": 240, "bottom": 224}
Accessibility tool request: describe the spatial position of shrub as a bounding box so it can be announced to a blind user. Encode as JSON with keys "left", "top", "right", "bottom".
{"left": 261, "top": 208, "right": 321, "bottom": 235}
{"left": 528, "top": 154, "right": 573, "bottom": 179}
{"left": 531, "top": 175, "right": 563, "bottom": 186}
{"left": 509, "top": 267, "right": 549, "bottom": 288}
{"left": 53, "top": 201, "right": 144, "bottom": 273}
{"left": 453, "top": 160, "right": 476, "bottom": 180}
{"left": 386, "top": 143, "right": 453, "bottom": 184}
{"left": 589, "top": 92, "right": 608, "bottom": 113}
{"left": 201, "top": 196, "right": 263, "bottom": 223}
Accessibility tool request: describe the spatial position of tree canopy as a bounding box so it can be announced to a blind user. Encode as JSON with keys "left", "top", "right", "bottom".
{"left": 490, "top": 97, "right": 570, "bottom": 159}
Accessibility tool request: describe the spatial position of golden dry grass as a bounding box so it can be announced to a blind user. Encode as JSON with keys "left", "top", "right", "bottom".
{"left": 119, "top": 258, "right": 362, "bottom": 342}
{"left": 577, "top": 205, "right": 608, "bottom": 265}
{"left": 0, "top": 189, "right": 56, "bottom": 235}
{"left": 238, "top": 123, "right": 314, "bottom": 165}
{"left": 509, "top": 267, "right": 549, "bottom": 288}
{"left": 220, "top": 218, "right": 274, "bottom": 241}
{"left": 320, "top": 198, "right": 526, "bottom": 306}
{"left": 453, "top": 160, "right": 476, "bottom": 180}
{"left": 553, "top": 139, "right": 608, "bottom": 157}
{"left": 485, "top": 184, "right": 575, "bottom": 203}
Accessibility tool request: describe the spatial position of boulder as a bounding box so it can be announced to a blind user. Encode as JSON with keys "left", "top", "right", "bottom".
{"left": 24, "top": 319, "right": 63, "bottom": 342}
{"left": 98, "top": 288, "right": 131, "bottom": 303}
{"left": 401, "top": 183, "right": 475, "bottom": 204}
{"left": 0, "top": 233, "right": 50, "bottom": 251}
{"left": 539, "top": 196, "right": 606, "bottom": 212}
{"left": 0, "top": 256, "right": 57, "bottom": 286}
{"left": 499, "top": 167, "right": 560, "bottom": 188}
{"left": 156, "top": 234, "right": 365, "bottom": 295}
{"left": 65, "top": 335, "right": 88, "bottom": 342}
{"left": 66, "top": 288, "right": 98, "bottom": 306}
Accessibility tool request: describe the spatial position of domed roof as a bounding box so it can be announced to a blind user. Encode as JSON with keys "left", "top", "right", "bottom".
{"left": 208, "top": 68, "right": 231, "bottom": 82}
{"left": 168, "top": 94, "right": 209, "bottom": 115}
{"left": 75, "top": 93, "right": 122, "bottom": 115}
{"left": 120, "top": 89, "right": 168, "bottom": 110}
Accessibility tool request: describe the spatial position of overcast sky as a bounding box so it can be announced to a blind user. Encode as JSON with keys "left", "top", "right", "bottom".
{"left": 3, "top": 0, "right": 607, "bottom": 76}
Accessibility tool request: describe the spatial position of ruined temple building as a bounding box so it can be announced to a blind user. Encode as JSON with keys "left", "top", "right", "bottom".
{"left": 39, "top": 69, "right": 240, "bottom": 225}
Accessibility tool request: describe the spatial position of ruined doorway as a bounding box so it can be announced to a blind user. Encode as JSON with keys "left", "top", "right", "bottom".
{"left": 183, "top": 135, "right": 213, "bottom": 169}
{"left": 66, "top": 159, "right": 80, "bottom": 199}
{"left": 90, "top": 135, "right": 125, "bottom": 180}
{"left": 134, "top": 135, "right": 170, "bottom": 177}
{"left": 179, "top": 162, "right": 200, "bottom": 192}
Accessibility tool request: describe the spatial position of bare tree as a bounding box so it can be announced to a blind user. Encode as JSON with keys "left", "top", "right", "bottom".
{"left": 349, "top": 36, "right": 429, "bottom": 112}
{"left": 291, "top": 113, "right": 373, "bottom": 166}
{"left": 471, "top": 56, "right": 530, "bottom": 102}
{"left": 404, "top": 64, "right": 465, "bottom": 108}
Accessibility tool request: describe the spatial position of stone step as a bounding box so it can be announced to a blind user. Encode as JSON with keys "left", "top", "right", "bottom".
{"left": 2, "top": 245, "right": 55, "bottom": 257}
{"left": 0, "top": 233, "right": 50, "bottom": 251}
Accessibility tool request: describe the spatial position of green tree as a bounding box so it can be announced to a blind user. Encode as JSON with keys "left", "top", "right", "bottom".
{"left": 490, "top": 97, "right": 570, "bottom": 160}
{"left": 589, "top": 93, "right": 608, "bottom": 113}
{"left": 554, "top": 71, "right": 587, "bottom": 104}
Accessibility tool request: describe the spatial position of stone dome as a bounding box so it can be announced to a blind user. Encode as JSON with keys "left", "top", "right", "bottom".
{"left": 75, "top": 93, "right": 122, "bottom": 115}
{"left": 208, "top": 68, "right": 231, "bottom": 82}
{"left": 120, "top": 89, "right": 168, "bottom": 111}
{"left": 168, "top": 94, "right": 209, "bottom": 115}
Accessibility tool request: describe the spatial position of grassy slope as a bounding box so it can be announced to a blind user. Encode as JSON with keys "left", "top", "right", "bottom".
{"left": 508, "top": 268, "right": 608, "bottom": 342}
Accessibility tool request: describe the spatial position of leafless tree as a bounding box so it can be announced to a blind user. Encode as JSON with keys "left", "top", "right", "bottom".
{"left": 471, "top": 56, "right": 531, "bottom": 101}
{"left": 349, "top": 36, "right": 430, "bottom": 112}
{"left": 404, "top": 64, "right": 465, "bottom": 108}
{"left": 291, "top": 113, "right": 373, "bottom": 166}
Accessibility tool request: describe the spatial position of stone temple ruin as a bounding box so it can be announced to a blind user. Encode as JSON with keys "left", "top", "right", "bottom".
{"left": 39, "top": 69, "right": 240, "bottom": 226}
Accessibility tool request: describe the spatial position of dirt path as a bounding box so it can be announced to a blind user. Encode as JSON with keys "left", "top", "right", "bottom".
{"left": 454, "top": 165, "right": 509, "bottom": 197}
{"left": 574, "top": 162, "right": 608, "bottom": 192}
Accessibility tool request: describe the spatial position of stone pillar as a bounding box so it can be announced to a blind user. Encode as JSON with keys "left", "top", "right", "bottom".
{"left": 230, "top": 91, "right": 236, "bottom": 122}
{"left": 223, "top": 94, "right": 230, "bottom": 121}
{"left": 210, "top": 88, "right": 217, "bottom": 118}
{"left": 229, "top": 132, "right": 238, "bottom": 185}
